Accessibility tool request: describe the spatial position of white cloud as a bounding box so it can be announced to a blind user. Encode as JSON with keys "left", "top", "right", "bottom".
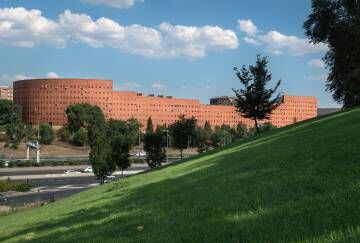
{"left": 158, "top": 22, "right": 238, "bottom": 58}
{"left": 0, "top": 7, "right": 67, "bottom": 48}
{"left": 238, "top": 19, "right": 327, "bottom": 56}
{"left": 238, "top": 19, "right": 258, "bottom": 36}
{"left": 259, "top": 31, "right": 327, "bottom": 56}
{"left": 80, "top": 0, "right": 142, "bottom": 9}
{"left": 307, "top": 58, "right": 325, "bottom": 68}
{"left": 243, "top": 37, "right": 261, "bottom": 45}
{"left": 151, "top": 82, "right": 166, "bottom": 90}
{"left": 0, "top": 7, "right": 238, "bottom": 58}
{"left": 46, "top": 72, "right": 60, "bottom": 78}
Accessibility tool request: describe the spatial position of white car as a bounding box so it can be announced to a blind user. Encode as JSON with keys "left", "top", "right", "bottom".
{"left": 64, "top": 170, "right": 81, "bottom": 174}
{"left": 83, "top": 167, "right": 93, "bottom": 173}
{"left": 135, "top": 151, "right": 147, "bottom": 157}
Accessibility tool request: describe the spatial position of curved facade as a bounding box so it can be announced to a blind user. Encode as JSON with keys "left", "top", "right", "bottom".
{"left": 13, "top": 78, "right": 317, "bottom": 128}
{"left": 13, "top": 79, "right": 113, "bottom": 126}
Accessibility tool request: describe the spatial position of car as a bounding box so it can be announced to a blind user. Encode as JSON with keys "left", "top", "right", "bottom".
{"left": 64, "top": 169, "right": 81, "bottom": 174}
{"left": 0, "top": 193, "right": 7, "bottom": 202}
{"left": 135, "top": 151, "right": 147, "bottom": 157}
{"left": 83, "top": 167, "right": 93, "bottom": 173}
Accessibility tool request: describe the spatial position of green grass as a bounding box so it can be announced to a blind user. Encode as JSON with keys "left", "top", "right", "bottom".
{"left": 1, "top": 108, "right": 360, "bottom": 242}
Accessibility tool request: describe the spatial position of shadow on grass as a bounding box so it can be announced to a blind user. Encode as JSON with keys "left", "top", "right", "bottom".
{"left": 1, "top": 108, "right": 360, "bottom": 242}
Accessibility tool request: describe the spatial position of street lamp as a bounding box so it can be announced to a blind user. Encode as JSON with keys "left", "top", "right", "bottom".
{"left": 164, "top": 129, "right": 169, "bottom": 163}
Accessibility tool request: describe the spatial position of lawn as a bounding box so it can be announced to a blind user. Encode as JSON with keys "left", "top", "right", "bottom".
{"left": 0, "top": 108, "right": 360, "bottom": 242}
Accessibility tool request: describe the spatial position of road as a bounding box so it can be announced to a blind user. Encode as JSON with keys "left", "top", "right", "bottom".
{"left": 0, "top": 165, "right": 148, "bottom": 207}
{"left": 0, "top": 165, "right": 148, "bottom": 177}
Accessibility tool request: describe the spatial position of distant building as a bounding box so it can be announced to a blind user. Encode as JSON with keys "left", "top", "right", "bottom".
{"left": 210, "top": 96, "right": 236, "bottom": 106}
{"left": 0, "top": 86, "right": 13, "bottom": 100}
{"left": 13, "top": 78, "right": 317, "bottom": 128}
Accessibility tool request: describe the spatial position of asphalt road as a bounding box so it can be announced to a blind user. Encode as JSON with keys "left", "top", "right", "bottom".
{"left": 0, "top": 166, "right": 148, "bottom": 207}
{"left": 0, "top": 165, "right": 148, "bottom": 177}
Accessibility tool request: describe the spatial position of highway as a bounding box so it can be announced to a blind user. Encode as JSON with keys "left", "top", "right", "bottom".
{"left": 0, "top": 165, "right": 149, "bottom": 207}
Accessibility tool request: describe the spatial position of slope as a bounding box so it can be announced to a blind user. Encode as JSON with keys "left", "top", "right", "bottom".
{"left": 0, "top": 108, "right": 360, "bottom": 242}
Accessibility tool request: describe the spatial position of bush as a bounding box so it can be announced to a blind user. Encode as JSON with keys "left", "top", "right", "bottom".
{"left": 0, "top": 178, "right": 31, "bottom": 192}
{"left": 73, "top": 128, "right": 88, "bottom": 146}
{"left": 0, "top": 160, "right": 5, "bottom": 168}
{"left": 57, "top": 127, "right": 71, "bottom": 142}
{"left": 39, "top": 124, "right": 54, "bottom": 145}
{"left": 8, "top": 161, "right": 15, "bottom": 168}
{"left": 13, "top": 183, "right": 31, "bottom": 192}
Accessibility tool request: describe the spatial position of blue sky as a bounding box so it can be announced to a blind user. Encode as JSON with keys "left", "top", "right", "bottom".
{"left": 0, "top": 0, "right": 337, "bottom": 107}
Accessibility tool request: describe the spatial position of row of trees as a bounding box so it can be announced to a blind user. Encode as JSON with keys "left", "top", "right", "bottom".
{"left": 140, "top": 115, "right": 276, "bottom": 169}
{"left": 59, "top": 104, "right": 142, "bottom": 182}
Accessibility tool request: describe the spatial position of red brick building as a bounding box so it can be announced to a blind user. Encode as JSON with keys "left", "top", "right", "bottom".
{"left": 13, "top": 78, "right": 317, "bottom": 128}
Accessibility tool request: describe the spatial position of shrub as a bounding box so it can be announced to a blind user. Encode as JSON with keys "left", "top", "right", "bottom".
{"left": 0, "top": 160, "right": 5, "bottom": 168}
{"left": 13, "top": 183, "right": 31, "bottom": 192}
{"left": 73, "top": 128, "right": 88, "bottom": 147}
{"left": 0, "top": 178, "right": 31, "bottom": 192}
{"left": 57, "top": 127, "right": 71, "bottom": 142}
{"left": 8, "top": 161, "right": 15, "bottom": 168}
{"left": 39, "top": 124, "right": 54, "bottom": 145}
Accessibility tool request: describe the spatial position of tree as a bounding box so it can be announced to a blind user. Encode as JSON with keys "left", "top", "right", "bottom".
{"left": 143, "top": 130, "right": 166, "bottom": 168}
{"left": 210, "top": 126, "right": 222, "bottom": 148}
{"left": 146, "top": 116, "right": 154, "bottom": 134}
{"left": 105, "top": 119, "right": 134, "bottom": 176}
{"left": 235, "top": 122, "right": 248, "bottom": 139}
{"left": 304, "top": 0, "right": 360, "bottom": 108}
{"left": 204, "top": 121, "right": 212, "bottom": 133}
{"left": 90, "top": 134, "right": 115, "bottom": 183}
{"left": 5, "top": 123, "right": 25, "bottom": 149}
{"left": 65, "top": 103, "right": 105, "bottom": 145}
{"left": 57, "top": 127, "right": 71, "bottom": 142}
{"left": 232, "top": 55, "right": 282, "bottom": 134}
{"left": 0, "top": 100, "right": 22, "bottom": 126}
{"left": 39, "top": 124, "right": 54, "bottom": 145}
{"left": 73, "top": 127, "right": 88, "bottom": 146}
{"left": 126, "top": 118, "right": 142, "bottom": 146}
{"left": 23, "top": 125, "right": 35, "bottom": 142}
{"left": 195, "top": 122, "right": 212, "bottom": 153}
{"left": 110, "top": 134, "right": 131, "bottom": 176}
{"left": 169, "top": 115, "right": 197, "bottom": 159}
{"left": 65, "top": 104, "right": 91, "bottom": 133}
{"left": 0, "top": 100, "right": 24, "bottom": 149}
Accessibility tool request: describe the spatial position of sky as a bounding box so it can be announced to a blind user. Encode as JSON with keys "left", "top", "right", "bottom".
{"left": 0, "top": 0, "right": 338, "bottom": 108}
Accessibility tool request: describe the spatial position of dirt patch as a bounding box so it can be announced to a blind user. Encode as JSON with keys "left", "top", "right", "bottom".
{"left": 0, "top": 141, "right": 89, "bottom": 159}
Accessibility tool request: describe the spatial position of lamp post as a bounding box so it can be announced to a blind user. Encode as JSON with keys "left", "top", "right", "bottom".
{"left": 138, "top": 127, "right": 141, "bottom": 157}
{"left": 164, "top": 129, "right": 169, "bottom": 164}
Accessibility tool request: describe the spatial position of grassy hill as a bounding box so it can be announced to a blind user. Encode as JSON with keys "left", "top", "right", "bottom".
{"left": 1, "top": 108, "right": 360, "bottom": 242}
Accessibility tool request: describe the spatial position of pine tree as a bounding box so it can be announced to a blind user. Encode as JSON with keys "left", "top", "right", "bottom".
{"left": 232, "top": 55, "right": 282, "bottom": 134}
{"left": 146, "top": 116, "right": 154, "bottom": 134}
